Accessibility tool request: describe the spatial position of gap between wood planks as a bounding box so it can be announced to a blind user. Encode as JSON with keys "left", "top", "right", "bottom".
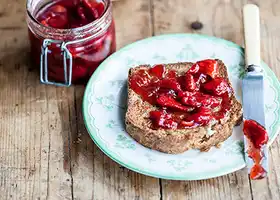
{"left": 149, "top": 0, "right": 155, "bottom": 36}
{"left": 68, "top": 94, "right": 76, "bottom": 200}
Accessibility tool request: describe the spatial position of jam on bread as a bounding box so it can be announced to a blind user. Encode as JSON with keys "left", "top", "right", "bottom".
{"left": 129, "top": 59, "right": 233, "bottom": 129}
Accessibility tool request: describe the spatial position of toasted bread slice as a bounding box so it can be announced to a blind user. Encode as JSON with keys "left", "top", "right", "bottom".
{"left": 125, "top": 60, "right": 243, "bottom": 154}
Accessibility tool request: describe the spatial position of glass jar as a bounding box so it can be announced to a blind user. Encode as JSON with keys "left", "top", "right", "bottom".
{"left": 26, "top": 0, "right": 116, "bottom": 86}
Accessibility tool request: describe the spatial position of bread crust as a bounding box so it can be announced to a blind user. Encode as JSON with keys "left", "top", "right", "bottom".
{"left": 125, "top": 60, "right": 243, "bottom": 154}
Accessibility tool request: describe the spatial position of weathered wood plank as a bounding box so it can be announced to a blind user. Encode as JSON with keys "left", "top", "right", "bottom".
{"left": 70, "top": 0, "right": 160, "bottom": 200}
{"left": 160, "top": 172, "right": 251, "bottom": 200}
{"left": 0, "top": 0, "right": 74, "bottom": 199}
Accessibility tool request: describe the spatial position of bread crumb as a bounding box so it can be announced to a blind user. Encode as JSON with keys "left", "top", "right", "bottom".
{"left": 215, "top": 143, "right": 222, "bottom": 148}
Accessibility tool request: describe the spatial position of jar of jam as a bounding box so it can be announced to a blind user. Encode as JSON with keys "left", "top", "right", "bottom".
{"left": 26, "top": 0, "right": 116, "bottom": 86}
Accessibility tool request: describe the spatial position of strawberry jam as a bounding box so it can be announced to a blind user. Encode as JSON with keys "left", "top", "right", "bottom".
{"left": 243, "top": 119, "right": 268, "bottom": 179}
{"left": 36, "top": 0, "right": 106, "bottom": 29}
{"left": 129, "top": 59, "right": 233, "bottom": 129}
{"left": 27, "top": 0, "right": 116, "bottom": 84}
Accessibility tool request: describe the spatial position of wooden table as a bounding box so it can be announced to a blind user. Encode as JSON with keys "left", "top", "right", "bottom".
{"left": 1, "top": 0, "right": 280, "bottom": 199}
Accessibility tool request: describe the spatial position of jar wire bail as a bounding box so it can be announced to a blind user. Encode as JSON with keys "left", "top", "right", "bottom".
{"left": 40, "top": 39, "right": 73, "bottom": 87}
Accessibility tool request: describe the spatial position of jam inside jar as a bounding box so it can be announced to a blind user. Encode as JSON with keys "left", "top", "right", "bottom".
{"left": 26, "top": 0, "right": 116, "bottom": 85}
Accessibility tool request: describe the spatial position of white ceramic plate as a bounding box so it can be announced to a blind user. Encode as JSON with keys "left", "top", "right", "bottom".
{"left": 83, "top": 34, "right": 280, "bottom": 180}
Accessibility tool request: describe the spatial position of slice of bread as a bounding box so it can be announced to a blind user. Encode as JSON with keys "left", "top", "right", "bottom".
{"left": 125, "top": 60, "right": 243, "bottom": 154}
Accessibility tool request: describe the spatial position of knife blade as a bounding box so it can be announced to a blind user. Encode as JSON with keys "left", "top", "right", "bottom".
{"left": 242, "top": 4, "right": 268, "bottom": 179}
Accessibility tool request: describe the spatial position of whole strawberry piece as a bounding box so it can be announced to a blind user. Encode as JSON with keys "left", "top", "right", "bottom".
{"left": 188, "top": 59, "right": 218, "bottom": 78}
{"left": 160, "top": 79, "right": 182, "bottom": 92}
{"left": 189, "top": 107, "right": 213, "bottom": 125}
{"left": 184, "top": 73, "right": 198, "bottom": 91}
{"left": 150, "top": 64, "right": 166, "bottom": 78}
{"left": 202, "top": 77, "right": 231, "bottom": 96}
{"left": 157, "top": 94, "right": 193, "bottom": 112}
{"left": 149, "top": 110, "right": 178, "bottom": 129}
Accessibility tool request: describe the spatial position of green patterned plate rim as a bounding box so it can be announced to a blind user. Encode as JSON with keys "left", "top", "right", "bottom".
{"left": 82, "top": 33, "right": 280, "bottom": 180}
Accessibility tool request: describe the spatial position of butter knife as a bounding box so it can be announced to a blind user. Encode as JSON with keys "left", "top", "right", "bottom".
{"left": 242, "top": 4, "right": 269, "bottom": 179}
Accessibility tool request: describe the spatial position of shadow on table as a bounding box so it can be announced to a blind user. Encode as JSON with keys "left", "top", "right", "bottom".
{"left": 0, "top": 46, "right": 39, "bottom": 90}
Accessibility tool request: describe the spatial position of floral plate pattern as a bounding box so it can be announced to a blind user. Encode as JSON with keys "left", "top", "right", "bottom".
{"left": 83, "top": 34, "right": 280, "bottom": 180}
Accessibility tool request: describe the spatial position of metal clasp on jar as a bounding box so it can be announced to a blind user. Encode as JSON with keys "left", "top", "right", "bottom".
{"left": 40, "top": 39, "right": 73, "bottom": 87}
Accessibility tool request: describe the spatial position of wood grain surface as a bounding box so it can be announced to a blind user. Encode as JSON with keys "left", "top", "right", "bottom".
{"left": 0, "top": 0, "right": 280, "bottom": 200}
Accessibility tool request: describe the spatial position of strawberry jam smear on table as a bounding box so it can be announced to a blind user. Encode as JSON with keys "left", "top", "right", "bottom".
{"left": 129, "top": 59, "right": 233, "bottom": 129}
{"left": 243, "top": 119, "right": 269, "bottom": 180}
{"left": 29, "top": 0, "right": 116, "bottom": 84}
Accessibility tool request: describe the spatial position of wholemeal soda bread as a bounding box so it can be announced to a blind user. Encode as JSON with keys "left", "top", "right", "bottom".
{"left": 125, "top": 60, "right": 243, "bottom": 154}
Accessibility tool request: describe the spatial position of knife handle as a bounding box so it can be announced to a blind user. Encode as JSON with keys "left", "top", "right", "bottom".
{"left": 243, "top": 4, "right": 261, "bottom": 67}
